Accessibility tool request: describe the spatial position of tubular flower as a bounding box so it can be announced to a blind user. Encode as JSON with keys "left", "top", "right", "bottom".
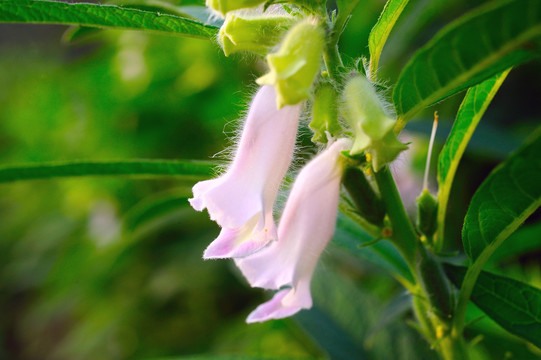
{"left": 189, "top": 85, "right": 301, "bottom": 259}
{"left": 235, "top": 138, "right": 351, "bottom": 322}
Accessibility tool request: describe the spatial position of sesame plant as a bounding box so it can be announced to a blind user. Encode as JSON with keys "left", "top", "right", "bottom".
{"left": 0, "top": 0, "right": 541, "bottom": 359}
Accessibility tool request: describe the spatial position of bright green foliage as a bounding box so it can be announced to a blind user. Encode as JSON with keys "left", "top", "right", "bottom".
{"left": 462, "top": 128, "right": 541, "bottom": 261}
{"left": 219, "top": 14, "right": 294, "bottom": 56}
{"left": 257, "top": 18, "right": 325, "bottom": 108}
{"left": 1, "top": 0, "right": 541, "bottom": 358}
{"left": 393, "top": 0, "right": 541, "bottom": 122}
{"left": 0, "top": 160, "right": 216, "bottom": 183}
{"left": 368, "top": 0, "right": 410, "bottom": 77}
{"left": 445, "top": 264, "right": 541, "bottom": 348}
{"left": 0, "top": 0, "right": 218, "bottom": 39}
{"left": 436, "top": 70, "right": 509, "bottom": 250}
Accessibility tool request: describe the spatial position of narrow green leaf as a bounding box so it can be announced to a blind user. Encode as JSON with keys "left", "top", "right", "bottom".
{"left": 147, "top": 356, "right": 308, "bottom": 360}
{"left": 123, "top": 190, "right": 191, "bottom": 233}
{"left": 436, "top": 70, "right": 510, "bottom": 249}
{"left": 368, "top": 0, "right": 410, "bottom": 77}
{"left": 393, "top": 0, "right": 541, "bottom": 125}
{"left": 462, "top": 128, "right": 541, "bottom": 261}
{"left": 63, "top": 2, "right": 216, "bottom": 42}
{"left": 0, "top": 160, "right": 216, "bottom": 183}
{"left": 0, "top": 0, "right": 218, "bottom": 39}
{"left": 445, "top": 264, "right": 541, "bottom": 348}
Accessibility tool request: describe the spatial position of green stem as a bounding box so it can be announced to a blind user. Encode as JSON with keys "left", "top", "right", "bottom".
{"left": 323, "top": 43, "right": 343, "bottom": 82}
{"left": 373, "top": 166, "right": 417, "bottom": 269}
{"left": 453, "top": 245, "right": 496, "bottom": 336}
{"left": 322, "top": 0, "right": 361, "bottom": 82}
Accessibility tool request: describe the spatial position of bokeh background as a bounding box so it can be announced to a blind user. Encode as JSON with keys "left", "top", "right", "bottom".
{"left": 1, "top": 0, "right": 540, "bottom": 359}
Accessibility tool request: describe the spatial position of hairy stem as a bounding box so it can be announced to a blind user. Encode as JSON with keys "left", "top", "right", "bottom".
{"left": 373, "top": 166, "right": 417, "bottom": 269}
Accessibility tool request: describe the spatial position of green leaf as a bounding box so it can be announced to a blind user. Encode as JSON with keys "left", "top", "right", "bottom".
{"left": 0, "top": 160, "right": 216, "bottom": 183}
{"left": 368, "top": 0, "right": 410, "bottom": 77}
{"left": 436, "top": 70, "right": 510, "bottom": 249}
{"left": 462, "top": 128, "right": 541, "bottom": 261}
{"left": 295, "top": 267, "right": 372, "bottom": 359}
{"left": 295, "top": 306, "right": 368, "bottom": 360}
{"left": 490, "top": 221, "right": 541, "bottom": 264}
{"left": 146, "top": 356, "right": 308, "bottom": 360}
{"left": 445, "top": 264, "right": 541, "bottom": 348}
{"left": 0, "top": 0, "right": 218, "bottom": 39}
{"left": 123, "top": 189, "right": 192, "bottom": 235}
{"left": 393, "top": 0, "right": 541, "bottom": 124}
{"left": 332, "top": 212, "right": 414, "bottom": 283}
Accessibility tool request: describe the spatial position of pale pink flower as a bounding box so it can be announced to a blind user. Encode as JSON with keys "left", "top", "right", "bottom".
{"left": 189, "top": 85, "right": 301, "bottom": 259}
{"left": 235, "top": 138, "right": 351, "bottom": 322}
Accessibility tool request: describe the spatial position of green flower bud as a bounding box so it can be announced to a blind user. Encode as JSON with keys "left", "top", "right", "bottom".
{"left": 342, "top": 75, "right": 407, "bottom": 171}
{"left": 219, "top": 14, "right": 294, "bottom": 56}
{"left": 309, "top": 83, "right": 341, "bottom": 143}
{"left": 257, "top": 18, "right": 325, "bottom": 108}
{"left": 206, "top": 0, "right": 266, "bottom": 16}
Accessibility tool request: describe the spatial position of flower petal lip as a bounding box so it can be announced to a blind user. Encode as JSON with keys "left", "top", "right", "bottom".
{"left": 189, "top": 85, "right": 301, "bottom": 258}
{"left": 203, "top": 211, "right": 277, "bottom": 259}
{"left": 245, "top": 281, "right": 312, "bottom": 323}
{"left": 236, "top": 138, "right": 351, "bottom": 320}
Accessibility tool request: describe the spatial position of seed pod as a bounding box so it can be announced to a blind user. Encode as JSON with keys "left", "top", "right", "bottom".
{"left": 416, "top": 243, "right": 453, "bottom": 320}
{"left": 417, "top": 189, "right": 438, "bottom": 242}
{"left": 342, "top": 165, "right": 385, "bottom": 226}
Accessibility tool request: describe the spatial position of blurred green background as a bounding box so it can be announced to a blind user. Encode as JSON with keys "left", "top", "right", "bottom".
{"left": 1, "top": 1, "right": 540, "bottom": 359}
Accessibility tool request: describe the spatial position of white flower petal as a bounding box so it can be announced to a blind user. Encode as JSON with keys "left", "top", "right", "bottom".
{"left": 190, "top": 85, "right": 301, "bottom": 257}
{"left": 238, "top": 139, "right": 351, "bottom": 320}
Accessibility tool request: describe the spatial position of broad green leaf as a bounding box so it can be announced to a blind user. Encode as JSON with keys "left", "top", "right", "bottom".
{"left": 0, "top": 160, "right": 216, "bottom": 183}
{"left": 393, "top": 0, "right": 541, "bottom": 125}
{"left": 368, "top": 0, "right": 410, "bottom": 76}
{"left": 295, "top": 306, "right": 368, "bottom": 360}
{"left": 490, "top": 221, "right": 541, "bottom": 264}
{"left": 436, "top": 70, "right": 510, "bottom": 249}
{"left": 445, "top": 264, "right": 541, "bottom": 348}
{"left": 462, "top": 128, "right": 541, "bottom": 261}
{"left": 0, "top": 0, "right": 218, "bottom": 39}
{"left": 333, "top": 211, "right": 414, "bottom": 283}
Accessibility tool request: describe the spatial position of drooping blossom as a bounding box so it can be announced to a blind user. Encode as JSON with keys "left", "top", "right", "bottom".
{"left": 189, "top": 85, "right": 301, "bottom": 259}
{"left": 235, "top": 138, "right": 351, "bottom": 322}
